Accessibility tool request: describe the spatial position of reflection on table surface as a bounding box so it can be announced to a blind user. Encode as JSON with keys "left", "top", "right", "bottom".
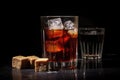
{"left": 12, "top": 69, "right": 77, "bottom": 80}
{"left": 1, "top": 59, "right": 120, "bottom": 80}
{"left": 78, "top": 59, "right": 103, "bottom": 80}
{"left": 11, "top": 59, "right": 104, "bottom": 80}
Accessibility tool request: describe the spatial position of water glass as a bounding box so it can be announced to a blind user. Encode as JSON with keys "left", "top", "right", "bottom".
{"left": 79, "top": 27, "right": 105, "bottom": 59}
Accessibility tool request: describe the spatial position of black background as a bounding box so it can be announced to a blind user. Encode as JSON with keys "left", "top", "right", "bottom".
{"left": 0, "top": 8, "right": 120, "bottom": 67}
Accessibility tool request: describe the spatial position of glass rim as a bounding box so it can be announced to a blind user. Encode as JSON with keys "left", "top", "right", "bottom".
{"left": 79, "top": 27, "right": 105, "bottom": 30}
{"left": 78, "top": 27, "right": 105, "bottom": 35}
{"left": 41, "top": 16, "right": 78, "bottom": 17}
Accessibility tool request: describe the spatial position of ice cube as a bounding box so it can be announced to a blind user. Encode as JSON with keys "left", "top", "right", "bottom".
{"left": 45, "top": 40, "right": 64, "bottom": 53}
{"left": 48, "top": 18, "right": 64, "bottom": 30}
{"left": 64, "top": 20, "right": 74, "bottom": 30}
{"left": 68, "top": 28, "right": 78, "bottom": 38}
{"left": 45, "top": 30, "right": 64, "bottom": 39}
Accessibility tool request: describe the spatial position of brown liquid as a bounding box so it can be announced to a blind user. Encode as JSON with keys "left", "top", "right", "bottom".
{"left": 44, "top": 29, "right": 77, "bottom": 62}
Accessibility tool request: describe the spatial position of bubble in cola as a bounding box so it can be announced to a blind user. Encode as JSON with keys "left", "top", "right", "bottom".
{"left": 48, "top": 18, "right": 64, "bottom": 30}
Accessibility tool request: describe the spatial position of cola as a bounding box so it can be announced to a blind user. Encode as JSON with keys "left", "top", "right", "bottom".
{"left": 41, "top": 16, "right": 78, "bottom": 70}
{"left": 44, "top": 29, "right": 77, "bottom": 62}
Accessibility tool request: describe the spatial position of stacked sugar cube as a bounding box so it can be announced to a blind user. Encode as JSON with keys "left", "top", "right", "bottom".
{"left": 12, "top": 55, "right": 48, "bottom": 72}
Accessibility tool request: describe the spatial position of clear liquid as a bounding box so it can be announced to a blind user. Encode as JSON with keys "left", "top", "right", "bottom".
{"left": 79, "top": 34, "right": 104, "bottom": 59}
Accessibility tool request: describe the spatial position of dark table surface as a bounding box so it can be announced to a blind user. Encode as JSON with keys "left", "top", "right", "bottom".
{"left": 0, "top": 55, "right": 120, "bottom": 80}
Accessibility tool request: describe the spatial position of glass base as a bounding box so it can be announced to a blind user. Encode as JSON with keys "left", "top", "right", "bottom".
{"left": 82, "top": 55, "right": 102, "bottom": 59}
{"left": 48, "top": 61, "right": 77, "bottom": 71}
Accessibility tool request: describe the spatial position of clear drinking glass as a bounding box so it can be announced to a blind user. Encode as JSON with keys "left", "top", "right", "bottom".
{"left": 79, "top": 27, "right": 105, "bottom": 59}
{"left": 41, "top": 16, "right": 78, "bottom": 71}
